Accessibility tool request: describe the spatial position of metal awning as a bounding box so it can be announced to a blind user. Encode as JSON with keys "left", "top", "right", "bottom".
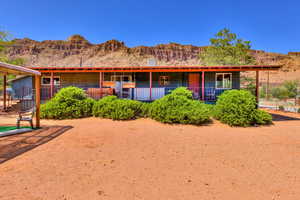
{"left": 0, "top": 61, "right": 41, "bottom": 75}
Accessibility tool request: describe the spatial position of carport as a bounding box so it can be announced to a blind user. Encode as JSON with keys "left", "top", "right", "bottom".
{"left": 0, "top": 61, "right": 41, "bottom": 128}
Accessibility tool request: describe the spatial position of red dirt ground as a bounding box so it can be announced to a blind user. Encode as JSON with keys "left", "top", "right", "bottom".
{"left": 0, "top": 111, "right": 299, "bottom": 200}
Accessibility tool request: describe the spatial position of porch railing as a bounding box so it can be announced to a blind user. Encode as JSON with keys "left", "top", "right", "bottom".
{"left": 133, "top": 87, "right": 227, "bottom": 101}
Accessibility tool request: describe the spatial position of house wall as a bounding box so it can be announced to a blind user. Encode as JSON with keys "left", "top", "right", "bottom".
{"left": 58, "top": 73, "right": 100, "bottom": 88}
{"left": 135, "top": 72, "right": 188, "bottom": 88}
{"left": 44, "top": 71, "right": 240, "bottom": 92}
{"left": 135, "top": 71, "right": 240, "bottom": 89}
{"left": 35, "top": 71, "right": 240, "bottom": 101}
{"left": 204, "top": 72, "right": 240, "bottom": 89}
{"left": 11, "top": 76, "right": 33, "bottom": 98}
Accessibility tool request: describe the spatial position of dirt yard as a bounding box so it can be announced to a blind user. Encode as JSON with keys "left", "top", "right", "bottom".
{"left": 0, "top": 111, "right": 299, "bottom": 200}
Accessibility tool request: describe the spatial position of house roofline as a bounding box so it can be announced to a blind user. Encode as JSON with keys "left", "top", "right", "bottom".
{"left": 0, "top": 61, "right": 41, "bottom": 75}
{"left": 30, "top": 65, "right": 282, "bottom": 73}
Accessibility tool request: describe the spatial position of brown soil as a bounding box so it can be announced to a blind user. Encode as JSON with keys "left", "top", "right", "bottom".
{"left": 0, "top": 113, "right": 299, "bottom": 200}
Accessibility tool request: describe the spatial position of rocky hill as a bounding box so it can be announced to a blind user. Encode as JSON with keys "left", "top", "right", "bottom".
{"left": 6, "top": 35, "right": 300, "bottom": 84}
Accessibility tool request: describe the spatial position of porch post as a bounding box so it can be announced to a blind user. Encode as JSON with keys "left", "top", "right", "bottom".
{"left": 256, "top": 71, "right": 259, "bottom": 104}
{"left": 149, "top": 72, "right": 152, "bottom": 101}
{"left": 35, "top": 75, "right": 41, "bottom": 128}
{"left": 99, "top": 72, "right": 103, "bottom": 88}
{"left": 202, "top": 72, "right": 205, "bottom": 101}
{"left": 50, "top": 72, "right": 54, "bottom": 98}
{"left": 3, "top": 74, "right": 7, "bottom": 111}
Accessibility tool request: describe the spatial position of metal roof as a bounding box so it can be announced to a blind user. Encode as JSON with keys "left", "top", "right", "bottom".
{"left": 0, "top": 62, "right": 41, "bottom": 75}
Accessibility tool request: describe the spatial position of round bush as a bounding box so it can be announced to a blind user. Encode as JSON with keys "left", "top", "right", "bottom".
{"left": 169, "top": 87, "right": 193, "bottom": 99}
{"left": 41, "top": 86, "right": 95, "bottom": 119}
{"left": 253, "top": 109, "right": 272, "bottom": 125}
{"left": 92, "top": 96, "right": 142, "bottom": 120}
{"left": 149, "top": 89, "right": 210, "bottom": 125}
{"left": 213, "top": 89, "right": 272, "bottom": 126}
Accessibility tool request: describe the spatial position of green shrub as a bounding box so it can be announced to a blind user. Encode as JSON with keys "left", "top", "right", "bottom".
{"left": 53, "top": 86, "right": 86, "bottom": 103}
{"left": 253, "top": 109, "right": 272, "bottom": 125}
{"left": 169, "top": 87, "right": 193, "bottom": 99}
{"left": 298, "top": 108, "right": 300, "bottom": 113}
{"left": 148, "top": 88, "right": 210, "bottom": 125}
{"left": 81, "top": 98, "right": 96, "bottom": 117}
{"left": 92, "top": 96, "right": 142, "bottom": 120}
{"left": 139, "top": 102, "right": 151, "bottom": 117}
{"left": 41, "top": 86, "right": 95, "bottom": 119}
{"left": 213, "top": 90, "right": 272, "bottom": 126}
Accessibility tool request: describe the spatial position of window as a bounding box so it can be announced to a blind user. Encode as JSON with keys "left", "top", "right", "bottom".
{"left": 42, "top": 76, "right": 60, "bottom": 85}
{"left": 215, "top": 73, "right": 232, "bottom": 89}
{"left": 110, "top": 75, "right": 132, "bottom": 82}
{"left": 159, "top": 76, "right": 170, "bottom": 86}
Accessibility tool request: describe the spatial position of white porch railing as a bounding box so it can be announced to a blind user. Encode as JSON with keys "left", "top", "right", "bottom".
{"left": 134, "top": 88, "right": 165, "bottom": 101}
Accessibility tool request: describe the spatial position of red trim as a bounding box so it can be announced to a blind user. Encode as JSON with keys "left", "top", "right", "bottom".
{"left": 29, "top": 65, "right": 281, "bottom": 73}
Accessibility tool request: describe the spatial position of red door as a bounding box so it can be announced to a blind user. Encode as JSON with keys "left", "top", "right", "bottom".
{"left": 188, "top": 73, "right": 200, "bottom": 99}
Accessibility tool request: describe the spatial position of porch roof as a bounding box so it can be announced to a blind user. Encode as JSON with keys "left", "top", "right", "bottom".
{"left": 30, "top": 65, "right": 281, "bottom": 73}
{"left": 0, "top": 61, "right": 41, "bottom": 75}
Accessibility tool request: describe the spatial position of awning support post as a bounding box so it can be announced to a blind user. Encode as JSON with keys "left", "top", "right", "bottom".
{"left": 3, "top": 74, "right": 7, "bottom": 111}
{"left": 50, "top": 72, "right": 54, "bottom": 98}
{"left": 99, "top": 72, "right": 103, "bottom": 88}
{"left": 35, "top": 75, "right": 41, "bottom": 128}
{"left": 256, "top": 71, "right": 260, "bottom": 105}
{"left": 202, "top": 72, "right": 205, "bottom": 101}
{"left": 149, "top": 72, "right": 152, "bottom": 101}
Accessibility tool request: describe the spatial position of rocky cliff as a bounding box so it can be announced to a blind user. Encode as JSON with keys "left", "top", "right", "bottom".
{"left": 6, "top": 35, "right": 300, "bottom": 83}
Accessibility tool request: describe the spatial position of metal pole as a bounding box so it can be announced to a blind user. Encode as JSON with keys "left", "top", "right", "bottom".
{"left": 266, "top": 71, "right": 270, "bottom": 100}
{"left": 3, "top": 75, "right": 7, "bottom": 111}
{"left": 202, "top": 72, "right": 205, "bottom": 101}
{"left": 149, "top": 72, "right": 152, "bottom": 101}
{"left": 50, "top": 72, "right": 54, "bottom": 98}
{"left": 256, "top": 71, "right": 260, "bottom": 104}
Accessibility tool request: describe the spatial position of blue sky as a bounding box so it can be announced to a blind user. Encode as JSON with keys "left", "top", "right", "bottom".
{"left": 1, "top": 0, "right": 299, "bottom": 53}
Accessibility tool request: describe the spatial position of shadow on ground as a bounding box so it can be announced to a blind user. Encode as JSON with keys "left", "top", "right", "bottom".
{"left": 0, "top": 126, "right": 72, "bottom": 164}
{"left": 271, "top": 113, "right": 300, "bottom": 121}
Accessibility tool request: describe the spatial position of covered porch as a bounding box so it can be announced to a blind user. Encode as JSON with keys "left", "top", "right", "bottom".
{"left": 1, "top": 61, "right": 41, "bottom": 128}
{"left": 30, "top": 65, "right": 281, "bottom": 103}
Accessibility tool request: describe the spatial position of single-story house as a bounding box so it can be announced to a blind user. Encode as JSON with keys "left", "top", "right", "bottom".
{"left": 11, "top": 65, "right": 281, "bottom": 102}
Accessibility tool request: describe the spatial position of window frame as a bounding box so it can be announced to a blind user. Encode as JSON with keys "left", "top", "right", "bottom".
{"left": 215, "top": 73, "right": 232, "bottom": 89}
{"left": 41, "top": 76, "right": 61, "bottom": 86}
{"left": 110, "top": 75, "right": 132, "bottom": 82}
{"left": 159, "top": 75, "right": 170, "bottom": 86}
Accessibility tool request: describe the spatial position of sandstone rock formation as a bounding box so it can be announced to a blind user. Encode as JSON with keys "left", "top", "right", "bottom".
{"left": 5, "top": 35, "right": 300, "bottom": 83}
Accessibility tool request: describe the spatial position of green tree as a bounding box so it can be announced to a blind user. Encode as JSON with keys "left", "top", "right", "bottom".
{"left": 0, "top": 30, "right": 25, "bottom": 89}
{"left": 200, "top": 28, "right": 255, "bottom": 66}
{"left": 271, "top": 87, "right": 289, "bottom": 100}
{"left": 271, "top": 80, "right": 299, "bottom": 100}
{"left": 282, "top": 80, "right": 299, "bottom": 98}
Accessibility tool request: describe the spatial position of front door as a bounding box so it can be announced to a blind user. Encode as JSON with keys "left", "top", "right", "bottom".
{"left": 111, "top": 75, "right": 132, "bottom": 99}
{"left": 188, "top": 73, "right": 200, "bottom": 99}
